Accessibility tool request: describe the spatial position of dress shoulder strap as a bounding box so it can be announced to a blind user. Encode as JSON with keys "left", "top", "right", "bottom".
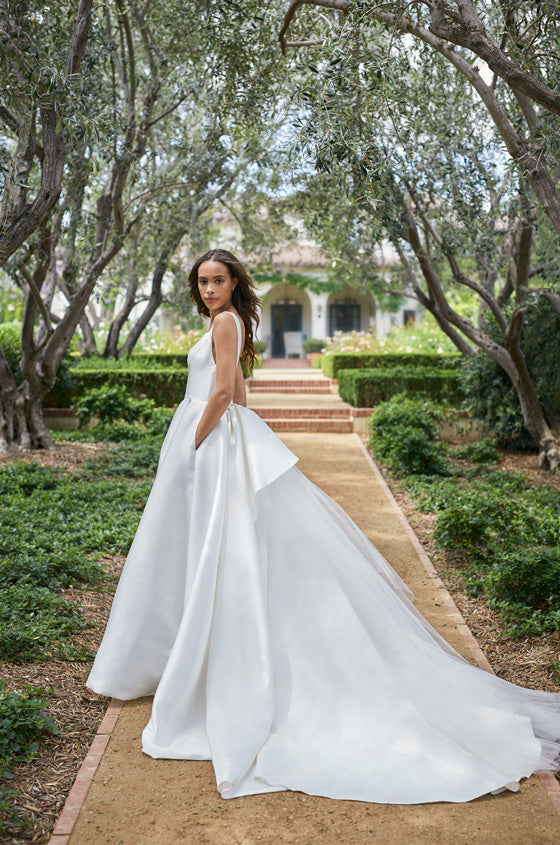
{"left": 211, "top": 311, "right": 242, "bottom": 362}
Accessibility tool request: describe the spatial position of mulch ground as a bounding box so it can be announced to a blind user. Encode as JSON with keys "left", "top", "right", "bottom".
{"left": 1, "top": 442, "right": 559, "bottom": 843}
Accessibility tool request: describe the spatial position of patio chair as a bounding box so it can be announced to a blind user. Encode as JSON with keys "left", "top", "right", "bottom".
{"left": 283, "top": 331, "right": 304, "bottom": 358}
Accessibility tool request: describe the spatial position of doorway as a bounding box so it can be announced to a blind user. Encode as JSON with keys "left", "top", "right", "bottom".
{"left": 271, "top": 302, "right": 303, "bottom": 357}
{"left": 329, "top": 302, "right": 361, "bottom": 336}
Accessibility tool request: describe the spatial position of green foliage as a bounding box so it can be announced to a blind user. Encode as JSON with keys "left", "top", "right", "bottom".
{"left": 255, "top": 271, "right": 338, "bottom": 295}
{"left": 451, "top": 438, "right": 499, "bottom": 464}
{"left": 0, "top": 452, "right": 157, "bottom": 663}
{"left": 369, "top": 394, "right": 450, "bottom": 476}
{"left": 433, "top": 480, "right": 560, "bottom": 562}
{"left": 462, "top": 297, "right": 560, "bottom": 448}
{"left": 484, "top": 548, "right": 560, "bottom": 611}
{"left": 79, "top": 439, "right": 163, "bottom": 478}
{"left": 400, "top": 458, "right": 560, "bottom": 637}
{"left": 321, "top": 352, "right": 460, "bottom": 379}
{"left": 71, "top": 353, "right": 191, "bottom": 369}
{"left": 73, "top": 384, "right": 159, "bottom": 427}
{"left": 338, "top": 366, "right": 463, "bottom": 408}
{"left": 471, "top": 548, "right": 560, "bottom": 637}
{"left": 0, "top": 680, "right": 59, "bottom": 778}
{"left": 0, "top": 461, "right": 57, "bottom": 496}
{"left": 0, "top": 324, "right": 76, "bottom": 393}
{"left": 302, "top": 338, "right": 325, "bottom": 353}
{"left": 0, "top": 678, "right": 59, "bottom": 830}
{"left": 0, "top": 585, "right": 88, "bottom": 663}
{"left": 45, "top": 368, "right": 187, "bottom": 409}
{"left": 0, "top": 323, "right": 21, "bottom": 379}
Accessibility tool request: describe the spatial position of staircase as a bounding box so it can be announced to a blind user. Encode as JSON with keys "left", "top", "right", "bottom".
{"left": 247, "top": 369, "right": 371, "bottom": 434}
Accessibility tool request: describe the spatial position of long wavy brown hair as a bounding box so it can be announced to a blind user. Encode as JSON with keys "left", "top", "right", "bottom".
{"left": 188, "top": 249, "right": 262, "bottom": 372}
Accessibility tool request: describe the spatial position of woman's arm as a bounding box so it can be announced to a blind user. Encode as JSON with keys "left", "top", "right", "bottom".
{"left": 195, "top": 313, "right": 239, "bottom": 449}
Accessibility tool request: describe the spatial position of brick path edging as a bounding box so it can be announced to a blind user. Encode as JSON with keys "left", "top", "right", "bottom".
{"left": 355, "top": 434, "right": 560, "bottom": 820}
{"left": 48, "top": 698, "right": 123, "bottom": 844}
{"left": 48, "top": 438, "right": 560, "bottom": 842}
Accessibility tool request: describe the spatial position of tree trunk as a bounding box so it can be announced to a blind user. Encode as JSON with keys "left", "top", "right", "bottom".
{"left": 117, "top": 233, "right": 182, "bottom": 357}
{"left": 398, "top": 206, "right": 560, "bottom": 472}
{"left": 0, "top": 351, "right": 54, "bottom": 451}
{"left": 0, "top": 0, "right": 93, "bottom": 267}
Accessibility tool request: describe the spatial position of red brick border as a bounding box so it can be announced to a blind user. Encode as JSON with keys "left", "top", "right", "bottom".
{"left": 48, "top": 698, "right": 123, "bottom": 844}
{"left": 355, "top": 434, "right": 560, "bottom": 821}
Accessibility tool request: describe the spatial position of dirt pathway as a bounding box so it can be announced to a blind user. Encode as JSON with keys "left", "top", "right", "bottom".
{"left": 67, "top": 433, "right": 560, "bottom": 845}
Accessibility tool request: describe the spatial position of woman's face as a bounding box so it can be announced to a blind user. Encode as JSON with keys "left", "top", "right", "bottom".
{"left": 197, "top": 260, "right": 236, "bottom": 316}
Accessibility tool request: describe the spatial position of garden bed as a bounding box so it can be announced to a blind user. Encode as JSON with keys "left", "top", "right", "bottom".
{"left": 1, "top": 442, "right": 560, "bottom": 841}
{"left": 380, "top": 448, "right": 560, "bottom": 692}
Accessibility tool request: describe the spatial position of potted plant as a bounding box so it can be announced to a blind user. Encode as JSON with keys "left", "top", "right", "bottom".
{"left": 302, "top": 337, "right": 325, "bottom": 365}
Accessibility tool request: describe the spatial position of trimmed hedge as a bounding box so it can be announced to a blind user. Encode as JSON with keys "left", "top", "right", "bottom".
{"left": 338, "top": 366, "right": 464, "bottom": 407}
{"left": 321, "top": 352, "right": 460, "bottom": 379}
{"left": 45, "top": 368, "right": 187, "bottom": 408}
{"left": 131, "top": 352, "right": 190, "bottom": 367}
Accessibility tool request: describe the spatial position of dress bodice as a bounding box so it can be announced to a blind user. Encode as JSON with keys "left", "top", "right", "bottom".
{"left": 185, "top": 312, "right": 242, "bottom": 402}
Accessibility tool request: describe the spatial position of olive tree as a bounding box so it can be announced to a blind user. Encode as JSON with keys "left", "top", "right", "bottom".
{"left": 0, "top": 0, "right": 288, "bottom": 449}
{"left": 283, "top": 10, "right": 560, "bottom": 470}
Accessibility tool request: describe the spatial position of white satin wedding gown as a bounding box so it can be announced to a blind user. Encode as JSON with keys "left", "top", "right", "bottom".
{"left": 87, "top": 311, "right": 560, "bottom": 804}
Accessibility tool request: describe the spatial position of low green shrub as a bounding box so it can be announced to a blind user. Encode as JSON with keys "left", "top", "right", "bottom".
{"left": 487, "top": 603, "right": 560, "bottom": 638}
{"left": 72, "top": 353, "right": 190, "bottom": 369}
{"left": 322, "top": 352, "right": 460, "bottom": 379}
{"left": 337, "top": 366, "right": 463, "bottom": 407}
{"left": 0, "top": 585, "right": 89, "bottom": 662}
{"left": 369, "top": 394, "right": 450, "bottom": 476}
{"left": 399, "top": 446, "right": 560, "bottom": 638}
{"left": 45, "top": 368, "right": 187, "bottom": 408}
{"left": 0, "top": 680, "right": 59, "bottom": 831}
{"left": 484, "top": 547, "right": 560, "bottom": 611}
{"left": 432, "top": 481, "right": 560, "bottom": 563}
{"left": 452, "top": 438, "right": 499, "bottom": 464}
{"left": 0, "top": 680, "right": 59, "bottom": 779}
{"left": 302, "top": 338, "right": 325, "bottom": 353}
{"left": 73, "top": 384, "right": 161, "bottom": 427}
{"left": 0, "top": 461, "right": 58, "bottom": 497}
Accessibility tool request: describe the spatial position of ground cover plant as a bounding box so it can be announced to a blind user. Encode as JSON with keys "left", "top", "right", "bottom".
{"left": 370, "top": 397, "right": 560, "bottom": 640}
{"left": 0, "top": 425, "right": 164, "bottom": 836}
{"left": 0, "top": 680, "right": 60, "bottom": 830}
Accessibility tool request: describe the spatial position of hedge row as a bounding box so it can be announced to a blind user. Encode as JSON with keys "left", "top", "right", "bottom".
{"left": 321, "top": 352, "right": 460, "bottom": 379}
{"left": 45, "top": 368, "right": 188, "bottom": 409}
{"left": 338, "top": 366, "right": 464, "bottom": 408}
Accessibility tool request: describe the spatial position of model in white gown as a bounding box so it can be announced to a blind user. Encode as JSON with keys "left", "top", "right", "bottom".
{"left": 87, "top": 310, "right": 560, "bottom": 804}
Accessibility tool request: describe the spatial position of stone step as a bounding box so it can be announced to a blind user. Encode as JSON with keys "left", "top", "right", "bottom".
{"left": 248, "top": 385, "right": 334, "bottom": 394}
{"left": 263, "top": 418, "right": 354, "bottom": 433}
{"left": 251, "top": 407, "right": 351, "bottom": 419}
{"left": 247, "top": 378, "right": 336, "bottom": 389}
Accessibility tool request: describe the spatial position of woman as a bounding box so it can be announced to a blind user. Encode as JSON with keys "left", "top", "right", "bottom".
{"left": 88, "top": 249, "right": 560, "bottom": 804}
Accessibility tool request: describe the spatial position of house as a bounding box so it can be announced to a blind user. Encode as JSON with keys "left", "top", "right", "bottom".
{"left": 209, "top": 218, "right": 418, "bottom": 359}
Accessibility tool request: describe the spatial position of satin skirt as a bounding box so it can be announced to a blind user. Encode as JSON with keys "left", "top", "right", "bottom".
{"left": 87, "top": 397, "right": 560, "bottom": 803}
